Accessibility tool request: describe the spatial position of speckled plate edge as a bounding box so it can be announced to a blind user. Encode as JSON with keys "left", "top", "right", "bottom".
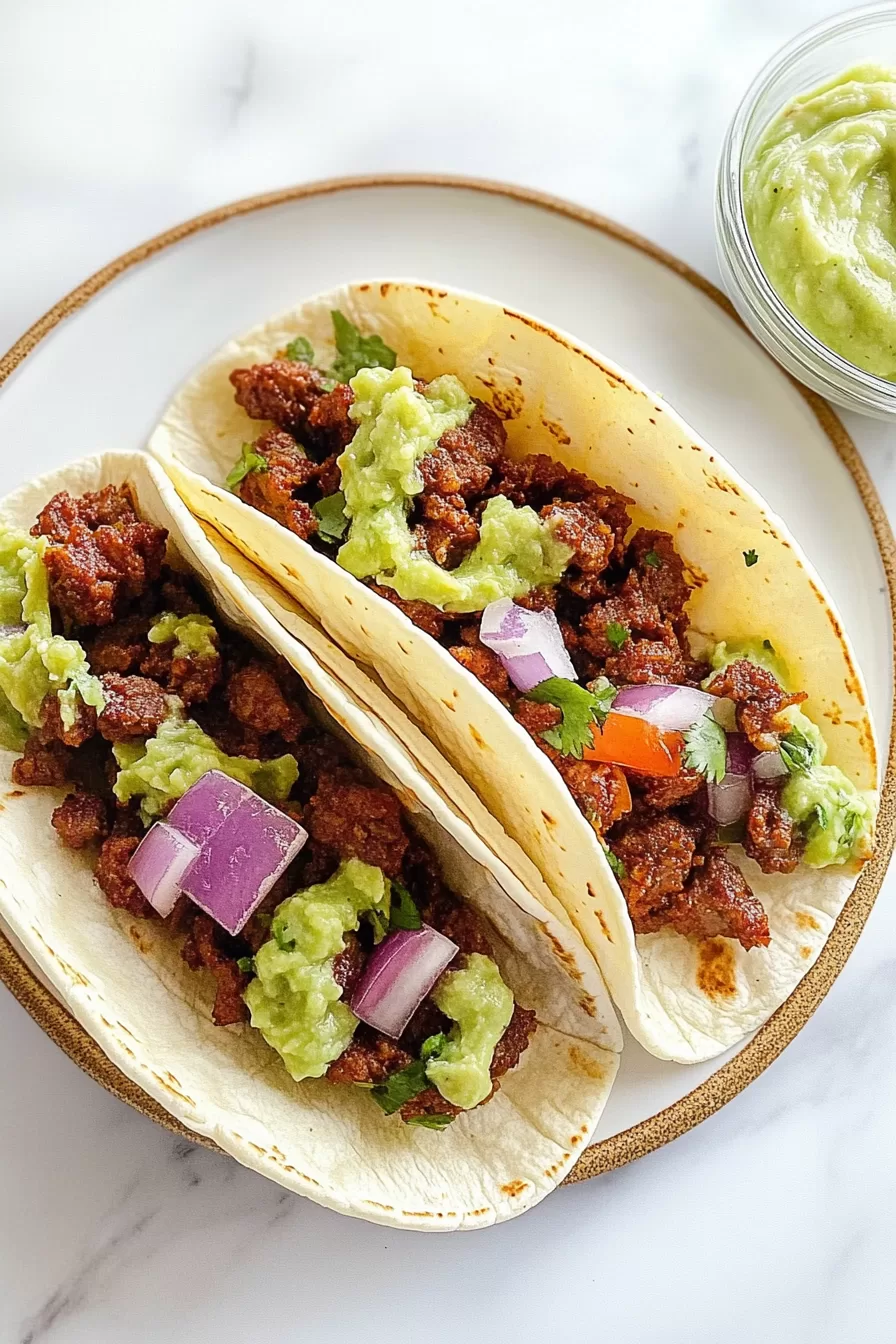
{"left": 0, "top": 174, "right": 893, "bottom": 1185}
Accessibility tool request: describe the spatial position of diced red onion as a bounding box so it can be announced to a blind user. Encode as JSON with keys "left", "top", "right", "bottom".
{"left": 479, "top": 597, "right": 576, "bottom": 693}
{"left": 752, "top": 750, "right": 788, "bottom": 781}
{"left": 707, "top": 733, "right": 755, "bottom": 826}
{"left": 127, "top": 821, "right": 200, "bottom": 918}
{"left": 614, "top": 683, "right": 734, "bottom": 734}
{"left": 167, "top": 770, "right": 250, "bottom": 845}
{"left": 350, "top": 925, "right": 458, "bottom": 1039}
{"left": 179, "top": 789, "right": 307, "bottom": 936}
{"left": 0, "top": 623, "right": 26, "bottom": 639}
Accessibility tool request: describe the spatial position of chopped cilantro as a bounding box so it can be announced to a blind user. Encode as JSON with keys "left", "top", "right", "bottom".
{"left": 329, "top": 311, "right": 397, "bottom": 383}
{"left": 780, "top": 725, "right": 820, "bottom": 773}
{"left": 284, "top": 335, "right": 314, "bottom": 363}
{"left": 366, "top": 906, "right": 389, "bottom": 944}
{"left": 683, "top": 711, "right": 727, "bottom": 783}
{"left": 743, "top": 549, "right": 759, "bottom": 567}
{"left": 606, "top": 621, "right": 629, "bottom": 651}
{"left": 407, "top": 1113, "right": 455, "bottom": 1129}
{"left": 236, "top": 956, "right": 256, "bottom": 975}
{"left": 526, "top": 676, "right": 617, "bottom": 759}
{"left": 225, "top": 443, "right": 268, "bottom": 492}
{"left": 273, "top": 923, "right": 296, "bottom": 954}
{"left": 601, "top": 842, "right": 626, "bottom": 880}
{"left": 369, "top": 1033, "right": 448, "bottom": 1115}
{"left": 644, "top": 549, "right": 662, "bottom": 569}
{"left": 811, "top": 803, "right": 830, "bottom": 831}
{"left": 388, "top": 879, "right": 422, "bottom": 932}
{"left": 312, "top": 491, "right": 349, "bottom": 542}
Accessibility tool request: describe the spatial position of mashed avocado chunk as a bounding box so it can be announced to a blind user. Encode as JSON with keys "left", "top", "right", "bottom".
{"left": 708, "top": 640, "right": 875, "bottom": 865}
{"left": 113, "top": 713, "right": 298, "bottom": 823}
{"left": 0, "top": 525, "right": 104, "bottom": 750}
{"left": 426, "top": 953, "right": 515, "bottom": 1109}
{"left": 744, "top": 64, "right": 896, "bottom": 379}
{"left": 148, "top": 610, "right": 218, "bottom": 661}
{"left": 245, "top": 859, "right": 390, "bottom": 1080}
{"left": 336, "top": 366, "right": 572, "bottom": 611}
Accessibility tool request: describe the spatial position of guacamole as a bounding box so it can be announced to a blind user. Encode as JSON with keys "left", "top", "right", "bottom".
{"left": 246, "top": 859, "right": 390, "bottom": 1081}
{"left": 707, "top": 641, "right": 874, "bottom": 865}
{"left": 336, "top": 366, "right": 572, "bottom": 611}
{"left": 113, "top": 713, "right": 298, "bottom": 823}
{"left": 744, "top": 65, "right": 896, "bottom": 379}
{"left": 427, "top": 953, "right": 515, "bottom": 1109}
{"left": 0, "top": 525, "right": 104, "bottom": 750}
{"left": 148, "top": 610, "right": 218, "bottom": 662}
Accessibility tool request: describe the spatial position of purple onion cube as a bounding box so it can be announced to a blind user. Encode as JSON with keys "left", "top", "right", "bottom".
{"left": 180, "top": 793, "right": 307, "bottom": 936}
{"left": 127, "top": 821, "right": 200, "bottom": 918}
{"left": 167, "top": 770, "right": 252, "bottom": 846}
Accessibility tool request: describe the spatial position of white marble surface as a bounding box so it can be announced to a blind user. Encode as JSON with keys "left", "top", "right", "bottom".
{"left": 2, "top": 1, "right": 895, "bottom": 1340}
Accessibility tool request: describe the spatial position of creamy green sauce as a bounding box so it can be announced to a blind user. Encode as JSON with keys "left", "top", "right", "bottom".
{"left": 148, "top": 611, "right": 218, "bottom": 662}
{"left": 706, "top": 640, "right": 875, "bottom": 865}
{"left": 113, "top": 713, "right": 298, "bottom": 823}
{"left": 336, "top": 365, "right": 571, "bottom": 611}
{"left": 0, "top": 525, "right": 104, "bottom": 749}
{"left": 427, "top": 953, "right": 515, "bottom": 1109}
{"left": 744, "top": 65, "right": 896, "bottom": 378}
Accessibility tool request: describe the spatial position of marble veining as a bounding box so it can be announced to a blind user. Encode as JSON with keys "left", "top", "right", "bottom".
{"left": 2, "top": 2, "right": 894, "bottom": 1341}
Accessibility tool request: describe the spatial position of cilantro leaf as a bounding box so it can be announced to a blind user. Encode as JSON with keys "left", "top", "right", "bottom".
{"left": 225, "top": 443, "right": 268, "bottom": 492}
{"left": 312, "top": 491, "right": 349, "bottom": 543}
{"left": 526, "top": 676, "right": 617, "bottom": 759}
{"left": 810, "top": 803, "right": 829, "bottom": 832}
{"left": 388, "top": 879, "right": 422, "bottom": 932}
{"left": 606, "top": 621, "right": 629, "bottom": 651}
{"left": 236, "top": 956, "right": 256, "bottom": 975}
{"left": 329, "top": 311, "right": 397, "bottom": 383}
{"left": 644, "top": 549, "right": 662, "bottom": 569}
{"left": 284, "top": 335, "right": 314, "bottom": 363}
{"left": 779, "top": 725, "right": 819, "bottom": 773}
{"left": 743, "top": 549, "right": 759, "bottom": 567}
{"left": 406, "top": 1113, "right": 455, "bottom": 1130}
{"left": 683, "top": 711, "right": 727, "bottom": 783}
{"left": 370, "top": 1059, "right": 428, "bottom": 1115}
{"left": 600, "top": 841, "right": 626, "bottom": 880}
{"left": 421, "top": 1032, "right": 449, "bottom": 1063}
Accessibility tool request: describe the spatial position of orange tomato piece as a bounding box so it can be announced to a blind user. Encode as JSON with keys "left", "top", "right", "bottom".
{"left": 584, "top": 710, "right": 684, "bottom": 777}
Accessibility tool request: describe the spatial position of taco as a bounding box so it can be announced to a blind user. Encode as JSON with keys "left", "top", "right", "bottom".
{"left": 150, "top": 282, "right": 880, "bottom": 1064}
{"left": 0, "top": 450, "right": 620, "bottom": 1229}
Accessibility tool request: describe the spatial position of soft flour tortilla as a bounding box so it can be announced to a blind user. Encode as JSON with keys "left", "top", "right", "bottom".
{"left": 0, "top": 451, "right": 621, "bottom": 1230}
{"left": 149, "top": 280, "right": 879, "bottom": 1064}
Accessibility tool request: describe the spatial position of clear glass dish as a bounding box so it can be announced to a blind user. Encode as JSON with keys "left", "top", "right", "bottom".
{"left": 716, "top": 3, "right": 896, "bottom": 419}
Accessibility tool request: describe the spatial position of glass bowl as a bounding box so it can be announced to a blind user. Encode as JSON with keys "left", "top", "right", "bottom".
{"left": 716, "top": 3, "right": 896, "bottom": 419}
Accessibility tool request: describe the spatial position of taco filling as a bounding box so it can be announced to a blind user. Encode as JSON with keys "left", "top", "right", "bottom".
{"left": 222, "top": 315, "right": 876, "bottom": 952}
{"left": 3, "top": 482, "right": 536, "bottom": 1127}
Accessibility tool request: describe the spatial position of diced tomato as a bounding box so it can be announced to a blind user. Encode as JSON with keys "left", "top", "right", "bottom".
{"left": 584, "top": 710, "right": 683, "bottom": 777}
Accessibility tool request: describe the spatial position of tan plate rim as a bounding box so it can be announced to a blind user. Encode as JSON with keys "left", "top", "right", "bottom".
{"left": 0, "top": 173, "right": 893, "bottom": 1188}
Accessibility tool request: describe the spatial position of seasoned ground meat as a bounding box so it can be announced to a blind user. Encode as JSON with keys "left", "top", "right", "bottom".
{"left": 95, "top": 835, "right": 153, "bottom": 917}
{"left": 448, "top": 639, "right": 511, "bottom": 698}
{"left": 676, "top": 850, "right": 771, "bottom": 949}
{"left": 87, "top": 615, "right": 150, "bottom": 674}
{"left": 627, "top": 529, "right": 691, "bottom": 625}
{"left": 11, "top": 738, "right": 70, "bottom": 787}
{"left": 96, "top": 673, "right": 168, "bottom": 742}
{"left": 635, "top": 769, "right": 705, "bottom": 810}
{"left": 423, "top": 896, "right": 494, "bottom": 957}
{"left": 706, "top": 659, "right": 807, "bottom": 753}
{"left": 236, "top": 428, "right": 321, "bottom": 540}
{"left": 37, "top": 691, "right": 97, "bottom": 748}
{"left": 51, "top": 790, "right": 109, "bottom": 849}
{"left": 227, "top": 660, "right": 307, "bottom": 740}
{"left": 32, "top": 485, "right": 138, "bottom": 542}
{"left": 326, "top": 1028, "right": 412, "bottom": 1085}
{"left": 230, "top": 359, "right": 328, "bottom": 439}
{"left": 169, "top": 649, "right": 222, "bottom": 706}
{"left": 745, "top": 782, "right": 804, "bottom": 874}
{"left": 511, "top": 699, "right": 631, "bottom": 830}
{"left": 307, "top": 777, "right": 409, "bottom": 876}
{"left": 180, "top": 913, "right": 249, "bottom": 1026}
{"left": 420, "top": 400, "right": 505, "bottom": 499}
{"left": 306, "top": 382, "right": 356, "bottom": 453}
{"left": 331, "top": 932, "right": 367, "bottom": 995}
{"left": 541, "top": 500, "right": 614, "bottom": 599}
{"left": 160, "top": 575, "right": 202, "bottom": 616}
{"left": 398, "top": 1088, "right": 462, "bottom": 1122}
{"left": 367, "top": 584, "right": 451, "bottom": 638}
{"left": 610, "top": 815, "right": 701, "bottom": 932}
{"left": 416, "top": 494, "right": 480, "bottom": 568}
{"left": 604, "top": 623, "right": 693, "bottom": 686}
{"left": 43, "top": 518, "right": 167, "bottom": 627}
{"left": 490, "top": 1003, "right": 538, "bottom": 1078}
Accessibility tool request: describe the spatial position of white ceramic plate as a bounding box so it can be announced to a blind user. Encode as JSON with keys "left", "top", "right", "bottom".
{"left": 1, "top": 177, "right": 892, "bottom": 1174}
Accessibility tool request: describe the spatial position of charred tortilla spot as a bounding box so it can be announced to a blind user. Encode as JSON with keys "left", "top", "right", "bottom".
{"left": 568, "top": 1045, "right": 606, "bottom": 1081}
{"left": 800, "top": 945, "right": 812, "bottom": 959}
{"left": 469, "top": 725, "right": 488, "bottom": 750}
{"left": 500, "top": 1180, "right": 529, "bottom": 1197}
{"left": 541, "top": 810, "right": 556, "bottom": 828}
{"left": 696, "top": 938, "right": 738, "bottom": 999}
{"left": 795, "top": 910, "right": 821, "bottom": 931}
